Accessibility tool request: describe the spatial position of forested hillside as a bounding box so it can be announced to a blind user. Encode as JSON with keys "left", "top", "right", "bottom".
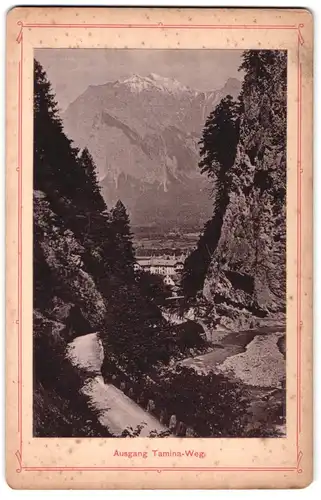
{"left": 181, "top": 50, "right": 287, "bottom": 330}
{"left": 33, "top": 60, "right": 173, "bottom": 436}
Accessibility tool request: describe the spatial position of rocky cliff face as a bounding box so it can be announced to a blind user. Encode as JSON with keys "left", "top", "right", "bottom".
{"left": 34, "top": 190, "right": 106, "bottom": 333}
{"left": 62, "top": 74, "right": 241, "bottom": 230}
{"left": 202, "top": 52, "right": 286, "bottom": 330}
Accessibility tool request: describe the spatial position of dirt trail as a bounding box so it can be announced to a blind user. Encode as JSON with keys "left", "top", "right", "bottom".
{"left": 67, "top": 333, "right": 166, "bottom": 437}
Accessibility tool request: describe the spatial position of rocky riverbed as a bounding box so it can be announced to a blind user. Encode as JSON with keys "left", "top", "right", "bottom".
{"left": 178, "top": 324, "right": 286, "bottom": 436}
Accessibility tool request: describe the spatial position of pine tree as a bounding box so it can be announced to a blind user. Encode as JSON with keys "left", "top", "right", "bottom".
{"left": 102, "top": 282, "right": 169, "bottom": 377}
{"left": 110, "top": 200, "right": 135, "bottom": 274}
{"left": 77, "top": 148, "right": 106, "bottom": 213}
{"left": 199, "top": 95, "right": 240, "bottom": 185}
{"left": 34, "top": 60, "right": 107, "bottom": 224}
{"left": 181, "top": 95, "right": 240, "bottom": 300}
{"left": 34, "top": 59, "right": 81, "bottom": 199}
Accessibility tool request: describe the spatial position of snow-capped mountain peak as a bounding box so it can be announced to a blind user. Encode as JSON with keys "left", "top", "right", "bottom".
{"left": 118, "top": 73, "right": 193, "bottom": 95}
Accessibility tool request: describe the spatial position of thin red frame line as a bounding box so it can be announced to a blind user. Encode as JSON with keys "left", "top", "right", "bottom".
{"left": 24, "top": 23, "right": 297, "bottom": 29}
{"left": 298, "top": 61, "right": 302, "bottom": 434}
{"left": 17, "top": 61, "right": 21, "bottom": 436}
{"left": 23, "top": 466, "right": 297, "bottom": 472}
{"left": 296, "top": 34, "right": 302, "bottom": 453}
{"left": 18, "top": 34, "right": 23, "bottom": 458}
{"left": 296, "top": 33, "right": 299, "bottom": 453}
{"left": 17, "top": 21, "right": 303, "bottom": 473}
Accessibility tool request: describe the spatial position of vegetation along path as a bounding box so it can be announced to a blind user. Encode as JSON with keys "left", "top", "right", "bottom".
{"left": 67, "top": 333, "right": 167, "bottom": 437}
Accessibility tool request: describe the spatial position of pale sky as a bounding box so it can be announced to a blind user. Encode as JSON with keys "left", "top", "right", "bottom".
{"left": 35, "top": 49, "right": 244, "bottom": 112}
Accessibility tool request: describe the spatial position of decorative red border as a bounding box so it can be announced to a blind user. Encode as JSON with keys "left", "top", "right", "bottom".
{"left": 14, "top": 21, "right": 304, "bottom": 475}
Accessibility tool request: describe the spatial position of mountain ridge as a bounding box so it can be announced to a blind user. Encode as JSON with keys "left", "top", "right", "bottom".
{"left": 62, "top": 74, "right": 242, "bottom": 230}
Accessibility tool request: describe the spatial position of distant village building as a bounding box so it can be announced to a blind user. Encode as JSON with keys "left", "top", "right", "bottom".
{"left": 134, "top": 255, "right": 185, "bottom": 284}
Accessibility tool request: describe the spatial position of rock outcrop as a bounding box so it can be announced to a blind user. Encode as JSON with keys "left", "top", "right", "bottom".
{"left": 200, "top": 51, "right": 287, "bottom": 329}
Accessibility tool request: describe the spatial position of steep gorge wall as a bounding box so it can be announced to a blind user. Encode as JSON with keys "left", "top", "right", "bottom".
{"left": 34, "top": 190, "right": 107, "bottom": 334}
{"left": 202, "top": 51, "right": 287, "bottom": 329}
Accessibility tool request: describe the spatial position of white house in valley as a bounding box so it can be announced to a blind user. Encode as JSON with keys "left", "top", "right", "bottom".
{"left": 134, "top": 256, "right": 185, "bottom": 282}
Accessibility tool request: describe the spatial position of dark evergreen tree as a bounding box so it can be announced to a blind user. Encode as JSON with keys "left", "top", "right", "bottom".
{"left": 34, "top": 60, "right": 108, "bottom": 241}
{"left": 102, "top": 282, "right": 170, "bottom": 377}
{"left": 34, "top": 59, "right": 80, "bottom": 200}
{"left": 77, "top": 147, "right": 106, "bottom": 213}
{"left": 109, "top": 200, "right": 135, "bottom": 275}
{"left": 199, "top": 95, "right": 240, "bottom": 184}
{"left": 181, "top": 95, "right": 240, "bottom": 300}
{"left": 134, "top": 270, "right": 172, "bottom": 306}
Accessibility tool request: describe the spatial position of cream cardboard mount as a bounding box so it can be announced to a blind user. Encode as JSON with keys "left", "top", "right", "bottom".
{"left": 6, "top": 7, "right": 313, "bottom": 490}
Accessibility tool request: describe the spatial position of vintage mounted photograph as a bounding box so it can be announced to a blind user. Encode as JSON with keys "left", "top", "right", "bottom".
{"left": 33, "top": 48, "right": 286, "bottom": 439}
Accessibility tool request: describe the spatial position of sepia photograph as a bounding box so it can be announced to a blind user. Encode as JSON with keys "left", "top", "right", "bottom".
{"left": 33, "top": 47, "right": 287, "bottom": 439}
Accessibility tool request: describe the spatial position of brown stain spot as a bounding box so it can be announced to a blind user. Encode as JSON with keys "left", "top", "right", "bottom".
{"left": 65, "top": 32, "right": 69, "bottom": 37}
{"left": 68, "top": 448, "right": 73, "bottom": 454}
{"left": 289, "top": 295, "right": 293, "bottom": 300}
{"left": 75, "top": 439, "right": 81, "bottom": 444}
{"left": 141, "top": 41, "right": 145, "bottom": 45}
{"left": 88, "top": 32, "right": 92, "bottom": 37}
{"left": 39, "top": 40, "right": 42, "bottom": 45}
